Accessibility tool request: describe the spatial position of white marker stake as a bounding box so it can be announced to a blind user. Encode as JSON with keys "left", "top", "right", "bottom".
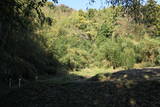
{"left": 19, "top": 78, "right": 22, "bottom": 88}
{"left": 35, "top": 75, "right": 38, "bottom": 81}
{"left": 9, "top": 78, "right": 12, "bottom": 88}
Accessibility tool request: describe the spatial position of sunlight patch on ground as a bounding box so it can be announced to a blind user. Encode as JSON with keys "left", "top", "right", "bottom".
{"left": 70, "top": 67, "right": 124, "bottom": 78}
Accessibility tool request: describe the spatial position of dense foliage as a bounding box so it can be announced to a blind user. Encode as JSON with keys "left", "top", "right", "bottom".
{"left": 39, "top": 1, "right": 160, "bottom": 71}
{"left": 0, "top": 0, "right": 160, "bottom": 83}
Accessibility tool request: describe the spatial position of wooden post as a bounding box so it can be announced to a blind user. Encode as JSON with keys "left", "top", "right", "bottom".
{"left": 35, "top": 75, "right": 38, "bottom": 81}
{"left": 18, "top": 78, "right": 22, "bottom": 88}
{"left": 9, "top": 78, "right": 12, "bottom": 88}
{"left": 0, "top": 21, "right": 1, "bottom": 36}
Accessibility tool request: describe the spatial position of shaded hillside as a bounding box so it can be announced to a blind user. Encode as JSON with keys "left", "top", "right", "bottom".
{"left": 0, "top": 0, "right": 63, "bottom": 83}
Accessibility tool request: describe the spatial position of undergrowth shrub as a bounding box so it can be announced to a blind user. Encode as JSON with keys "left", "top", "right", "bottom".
{"left": 120, "top": 48, "right": 136, "bottom": 69}
{"left": 61, "top": 48, "right": 92, "bottom": 70}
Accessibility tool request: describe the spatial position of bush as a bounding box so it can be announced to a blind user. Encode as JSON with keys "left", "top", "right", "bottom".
{"left": 120, "top": 48, "right": 136, "bottom": 69}
{"left": 98, "top": 22, "right": 113, "bottom": 38}
{"left": 61, "top": 48, "right": 92, "bottom": 70}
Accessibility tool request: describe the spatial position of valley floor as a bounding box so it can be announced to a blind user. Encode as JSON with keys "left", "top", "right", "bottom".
{"left": 0, "top": 68, "right": 160, "bottom": 107}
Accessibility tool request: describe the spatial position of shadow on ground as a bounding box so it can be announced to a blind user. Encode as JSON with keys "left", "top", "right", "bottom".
{"left": 0, "top": 68, "right": 160, "bottom": 107}
{"left": 89, "top": 68, "right": 160, "bottom": 82}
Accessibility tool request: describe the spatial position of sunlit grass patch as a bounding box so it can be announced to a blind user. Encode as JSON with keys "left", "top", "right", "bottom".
{"left": 70, "top": 67, "right": 123, "bottom": 78}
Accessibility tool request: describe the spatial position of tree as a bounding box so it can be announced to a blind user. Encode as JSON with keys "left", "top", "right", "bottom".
{"left": 142, "top": 0, "right": 160, "bottom": 36}
{"left": 0, "top": 0, "right": 58, "bottom": 37}
{"left": 0, "top": 0, "right": 46, "bottom": 48}
{"left": 0, "top": 0, "right": 59, "bottom": 81}
{"left": 143, "top": 0, "right": 159, "bottom": 25}
{"left": 89, "top": 0, "right": 144, "bottom": 22}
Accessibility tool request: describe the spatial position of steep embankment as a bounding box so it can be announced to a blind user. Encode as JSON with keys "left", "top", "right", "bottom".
{"left": 0, "top": 68, "right": 160, "bottom": 107}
